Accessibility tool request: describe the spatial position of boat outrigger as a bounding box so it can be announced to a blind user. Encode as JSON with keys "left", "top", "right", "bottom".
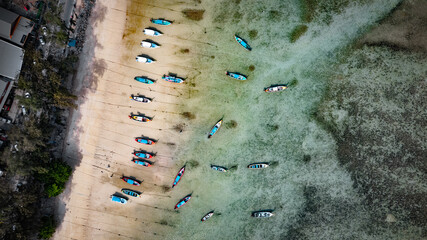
{"left": 172, "top": 166, "right": 185, "bottom": 188}
{"left": 174, "top": 194, "right": 191, "bottom": 209}
{"left": 121, "top": 189, "right": 142, "bottom": 198}
{"left": 211, "top": 165, "right": 227, "bottom": 172}
{"left": 140, "top": 40, "right": 160, "bottom": 48}
{"left": 143, "top": 28, "right": 162, "bottom": 36}
{"left": 132, "top": 158, "right": 152, "bottom": 167}
{"left": 111, "top": 195, "right": 128, "bottom": 204}
{"left": 162, "top": 74, "right": 185, "bottom": 83}
{"left": 134, "top": 76, "right": 155, "bottom": 84}
{"left": 122, "top": 177, "right": 142, "bottom": 186}
{"left": 247, "top": 163, "right": 270, "bottom": 169}
{"left": 135, "top": 136, "right": 157, "bottom": 145}
{"left": 264, "top": 85, "right": 288, "bottom": 93}
{"left": 226, "top": 71, "right": 247, "bottom": 81}
{"left": 234, "top": 35, "right": 252, "bottom": 51}
{"left": 130, "top": 95, "right": 152, "bottom": 103}
{"left": 208, "top": 119, "right": 223, "bottom": 138}
{"left": 201, "top": 211, "right": 214, "bottom": 222}
{"left": 133, "top": 150, "right": 155, "bottom": 159}
{"left": 129, "top": 114, "right": 152, "bottom": 122}
{"left": 136, "top": 55, "right": 155, "bottom": 63}
{"left": 251, "top": 210, "right": 274, "bottom": 218}
{"left": 150, "top": 18, "right": 173, "bottom": 25}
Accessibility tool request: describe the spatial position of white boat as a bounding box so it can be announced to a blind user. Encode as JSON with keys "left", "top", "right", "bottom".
{"left": 247, "top": 163, "right": 270, "bottom": 169}
{"left": 251, "top": 211, "right": 274, "bottom": 218}
{"left": 141, "top": 40, "right": 160, "bottom": 48}
{"left": 136, "top": 56, "right": 155, "bottom": 63}
{"left": 143, "top": 28, "right": 162, "bottom": 36}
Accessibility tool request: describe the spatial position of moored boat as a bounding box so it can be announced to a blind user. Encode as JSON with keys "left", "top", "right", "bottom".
{"left": 251, "top": 210, "right": 274, "bottom": 218}
{"left": 130, "top": 95, "right": 152, "bottom": 103}
{"left": 247, "top": 162, "right": 270, "bottom": 169}
{"left": 172, "top": 166, "right": 185, "bottom": 188}
{"left": 129, "top": 114, "right": 152, "bottom": 122}
{"left": 150, "top": 18, "right": 173, "bottom": 25}
{"left": 226, "top": 71, "right": 247, "bottom": 81}
{"left": 122, "top": 177, "right": 142, "bottom": 186}
{"left": 234, "top": 35, "right": 252, "bottom": 51}
{"left": 264, "top": 85, "right": 288, "bottom": 93}
{"left": 174, "top": 194, "right": 192, "bottom": 209}
{"left": 143, "top": 28, "right": 162, "bottom": 36}
{"left": 136, "top": 55, "right": 155, "bottom": 63}
{"left": 211, "top": 165, "right": 227, "bottom": 172}
{"left": 133, "top": 150, "right": 155, "bottom": 159}
{"left": 201, "top": 211, "right": 214, "bottom": 222}
{"left": 111, "top": 195, "right": 128, "bottom": 204}
{"left": 121, "top": 189, "right": 141, "bottom": 198}
{"left": 134, "top": 76, "right": 155, "bottom": 84}
{"left": 135, "top": 136, "right": 156, "bottom": 145}
{"left": 162, "top": 75, "right": 185, "bottom": 83}
{"left": 132, "top": 158, "right": 152, "bottom": 167}
{"left": 140, "top": 40, "right": 160, "bottom": 48}
{"left": 208, "top": 119, "right": 223, "bottom": 138}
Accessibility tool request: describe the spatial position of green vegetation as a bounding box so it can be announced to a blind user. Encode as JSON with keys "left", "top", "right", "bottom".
{"left": 289, "top": 25, "right": 308, "bottom": 43}
{"left": 300, "top": 0, "right": 317, "bottom": 23}
{"left": 39, "top": 161, "right": 72, "bottom": 197}
{"left": 38, "top": 216, "right": 56, "bottom": 239}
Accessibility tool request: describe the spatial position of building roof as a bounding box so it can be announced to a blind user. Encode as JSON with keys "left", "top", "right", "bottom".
{"left": 0, "top": 7, "right": 33, "bottom": 46}
{"left": 0, "top": 39, "right": 24, "bottom": 80}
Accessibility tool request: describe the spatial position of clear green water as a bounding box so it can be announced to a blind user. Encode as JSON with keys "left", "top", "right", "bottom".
{"left": 161, "top": 0, "right": 424, "bottom": 239}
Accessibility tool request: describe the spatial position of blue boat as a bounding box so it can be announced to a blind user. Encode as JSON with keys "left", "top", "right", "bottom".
{"left": 235, "top": 35, "right": 252, "bottom": 51}
{"left": 163, "top": 75, "right": 184, "bottom": 83}
{"left": 111, "top": 195, "right": 127, "bottom": 204}
{"left": 133, "top": 150, "right": 155, "bottom": 159}
{"left": 226, "top": 71, "right": 247, "bottom": 80}
{"left": 247, "top": 163, "right": 270, "bottom": 169}
{"left": 172, "top": 166, "right": 185, "bottom": 188}
{"left": 151, "top": 18, "right": 173, "bottom": 25}
{"left": 208, "top": 119, "right": 223, "bottom": 139}
{"left": 121, "top": 189, "right": 141, "bottom": 198}
{"left": 134, "top": 77, "right": 155, "bottom": 84}
{"left": 174, "top": 194, "right": 191, "bottom": 209}
{"left": 135, "top": 136, "right": 156, "bottom": 145}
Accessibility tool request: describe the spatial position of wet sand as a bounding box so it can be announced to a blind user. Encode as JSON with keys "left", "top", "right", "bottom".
{"left": 54, "top": 0, "right": 202, "bottom": 239}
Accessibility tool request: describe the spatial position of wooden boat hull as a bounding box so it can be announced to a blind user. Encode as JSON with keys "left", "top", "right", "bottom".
{"left": 234, "top": 35, "right": 252, "bottom": 51}
{"left": 247, "top": 163, "right": 270, "bottom": 169}
{"left": 208, "top": 119, "right": 223, "bottom": 138}
{"left": 174, "top": 194, "right": 191, "bottom": 209}
{"left": 264, "top": 85, "right": 288, "bottom": 92}
{"left": 172, "top": 166, "right": 185, "bottom": 188}
{"left": 201, "top": 211, "right": 214, "bottom": 222}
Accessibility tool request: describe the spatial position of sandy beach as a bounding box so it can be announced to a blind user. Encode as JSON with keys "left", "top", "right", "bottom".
{"left": 54, "top": 0, "right": 201, "bottom": 239}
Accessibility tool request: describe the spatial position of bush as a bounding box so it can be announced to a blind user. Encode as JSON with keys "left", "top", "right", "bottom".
{"left": 39, "top": 216, "right": 56, "bottom": 239}
{"left": 39, "top": 161, "right": 72, "bottom": 197}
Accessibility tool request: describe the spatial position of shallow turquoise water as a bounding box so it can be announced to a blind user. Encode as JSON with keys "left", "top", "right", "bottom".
{"left": 161, "top": 0, "right": 419, "bottom": 239}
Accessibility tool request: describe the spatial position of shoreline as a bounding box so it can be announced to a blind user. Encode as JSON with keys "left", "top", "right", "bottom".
{"left": 54, "top": 0, "right": 196, "bottom": 238}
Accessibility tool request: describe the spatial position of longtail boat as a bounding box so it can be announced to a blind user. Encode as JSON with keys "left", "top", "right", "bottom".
{"left": 129, "top": 114, "right": 152, "bottom": 122}
{"left": 264, "top": 85, "right": 288, "bottom": 93}
{"left": 172, "top": 166, "right": 185, "bottom": 188}
{"left": 121, "top": 189, "right": 141, "bottom": 198}
{"left": 122, "top": 177, "right": 141, "bottom": 186}
{"left": 162, "top": 74, "right": 185, "bottom": 83}
{"left": 140, "top": 40, "right": 160, "bottom": 48}
{"left": 135, "top": 136, "right": 156, "bottom": 145}
{"left": 130, "top": 95, "right": 152, "bottom": 103}
{"left": 136, "top": 55, "right": 155, "bottom": 63}
{"left": 201, "top": 211, "right": 214, "bottom": 222}
{"left": 234, "top": 35, "right": 252, "bottom": 51}
{"left": 133, "top": 150, "right": 155, "bottom": 159}
{"left": 251, "top": 210, "right": 274, "bottom": 218}
{"left": 111, "top": 195, "right": 127, "bottom": 204}
{"left": 134, "top": 76, "right": 155, "bottom": 84}
{"left": 226, "top": 71, "right": 247, "bottom": 81}
{"left": 143, "top": 28, "right": 162, "bottom": 36}
{"left": 211, "top": 165, "right": 227, "bottom": 172}
{"left": 247, "top": 162, "right": 270, "bottom": 169}
{"left": 132, "top": 158, "right": 152, "bottom": 167}
{"left": 150, "top": 18, "right": 173, "bottom": 25}
{"left": 208, "top": 119, "right": 223, "bottom": 138}
{"left": 174, "top": 194, "right": 191, "bottom": 209}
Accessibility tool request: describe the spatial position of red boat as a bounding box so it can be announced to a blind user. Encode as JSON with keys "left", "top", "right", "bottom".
{"left": 133, "top": 150, "right": 155, "bottom": 159}
{"left": 174, "top": 194, "right": 191, "bottom": 209}
{"left": 129, "top": 114, "right": 152, "bottom": 122}
{"left": 172, "top": 166, "right": 185, "bottom": 188}
{"left": 132, "top": 159, "right": 152, "bottom": 167}
{"left": 122, "top": 177, "right": 141, "bottom": 186}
